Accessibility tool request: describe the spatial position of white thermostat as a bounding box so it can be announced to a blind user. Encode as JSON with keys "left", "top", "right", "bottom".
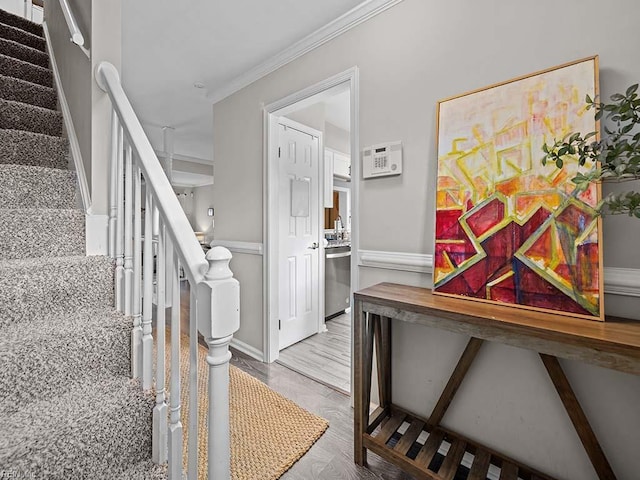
{"left": 362, "top": 141, "right": 402, "bottom": 179}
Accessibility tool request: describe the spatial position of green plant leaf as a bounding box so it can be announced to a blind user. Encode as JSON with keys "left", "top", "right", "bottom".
{"left": 626, "top": 84, "right": 639, "bottom": 96}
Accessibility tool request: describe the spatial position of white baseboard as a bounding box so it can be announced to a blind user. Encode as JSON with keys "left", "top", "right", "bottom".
{"left": 358, "top": 250, "right": 640, "bottom": 298}
{"left": 43, "top": 21, "right": 92, "bottom": 213}
{"left": 230, "top": 337, "right": 264, "bottom": 362}
{"left": 85, "top": 214, "right": 108, "bottom": 255}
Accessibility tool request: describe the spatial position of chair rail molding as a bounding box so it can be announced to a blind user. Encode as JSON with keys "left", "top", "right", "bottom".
{"left": 210, "top": 240, "right": 263, "bottom": 256}
{"left": 358, "top": 250, "right": 640, "bottom": 298}
{"left": 209, "top": 0, "right": 404, "bottom": 104}
{"left": 358, "top": 249, "right": 433, "bottom": 274}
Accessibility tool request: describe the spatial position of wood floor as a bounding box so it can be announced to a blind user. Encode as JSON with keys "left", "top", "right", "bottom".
{"left": 170, "top": 284, "right": 411, "bottom": 479}
{"left": 277, "top": 312, "right": 352, "bottom": 393}
{"left": 231, "top": 348, "right": 414, "bottom": 480}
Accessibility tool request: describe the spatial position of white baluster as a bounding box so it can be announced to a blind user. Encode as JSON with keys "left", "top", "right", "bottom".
{"left": 152, "top": 215, "right": 168, "bottom": 464}
{"left": 188, "top": 286, "right": 198, "bottom": 479}
{"left": 114, "top": 124, "right": 124, "bottom": 312}
{"left": 131, "top": 163, "right": 143, "bottom": 379}
{"left": 108, "top": 111, "right": 118, "bottom": 259}
{"left": 197, "top": 247, "right": 240, "bottom": 480}
{"left": 168, "top": 250, "right": 183, "bottom": 480}
{"left": 141, "top": 191, "right": 154, "bottom": 389}
{"left": 123, "top": 141, "right": 133, "bottom": 316}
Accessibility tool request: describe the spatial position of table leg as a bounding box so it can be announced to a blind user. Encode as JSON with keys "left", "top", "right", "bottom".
{"left": 353, "top": 299, "right": 367, "bottom": 465}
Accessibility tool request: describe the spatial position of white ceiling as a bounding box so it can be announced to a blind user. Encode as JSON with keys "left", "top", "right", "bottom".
{"left": 122, "top": 0, "right": 366, "bottom": 162}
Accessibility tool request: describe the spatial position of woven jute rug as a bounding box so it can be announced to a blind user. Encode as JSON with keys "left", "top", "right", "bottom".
{"left": 164, "top": 334, "right": 329, "bottom": 480}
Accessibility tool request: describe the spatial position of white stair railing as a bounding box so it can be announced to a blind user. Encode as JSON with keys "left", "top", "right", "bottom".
{"left": 96, "top": 61, "right": 239, "bottom": 480}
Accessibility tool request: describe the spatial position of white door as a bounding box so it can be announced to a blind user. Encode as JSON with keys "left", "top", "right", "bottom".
{"left": 278, "top": 119, "right": 321, "bottom": 350}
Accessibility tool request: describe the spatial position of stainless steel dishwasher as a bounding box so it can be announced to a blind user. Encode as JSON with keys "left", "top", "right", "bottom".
{"left": 325, "top": 245, "right": 351, "bottom": 319}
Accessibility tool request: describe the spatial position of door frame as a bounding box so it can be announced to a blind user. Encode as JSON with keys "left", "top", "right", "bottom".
{"left": 263, "top": 67, "right": 360, "bottom": 363}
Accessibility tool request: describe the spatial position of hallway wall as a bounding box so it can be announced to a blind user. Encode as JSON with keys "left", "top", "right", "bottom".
{"left": 212, "top": 1, "right": 640, "bottom": 478}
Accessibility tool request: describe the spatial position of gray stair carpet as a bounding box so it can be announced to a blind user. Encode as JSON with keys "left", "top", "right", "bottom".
{"left": 0, "top": 164, "right": 76, "bottom": 208}
{"left": 0, "top": 36, "right": 49, "bottom": 67}
{"left": 0, "top": 74, "right": 57, "bottom": 109}
{"left": 0, "top": 98, "right": 63, "bottom": 136}
{"left": 0, "top": 53, "right": 53, "bottom": 86}
{"left": 0, "top": 21, "right": 45, "bottom": 51}
{"left": 0, "top": 8, "right": 43, "bottom": 36}
{"left": 0, "top": 9, "right": 162, "bottom": 479}
{"left": 0, "top": 128, "right": 68, "bottom": 169}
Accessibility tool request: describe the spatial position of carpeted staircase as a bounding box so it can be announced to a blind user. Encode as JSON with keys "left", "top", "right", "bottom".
{"left": 0, "top": 9, "right": 165, "bottom": 479}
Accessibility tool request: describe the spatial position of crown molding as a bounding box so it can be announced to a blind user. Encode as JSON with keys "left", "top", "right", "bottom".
{"left": 209, "top": 0, "right": 405, "bottom": 104}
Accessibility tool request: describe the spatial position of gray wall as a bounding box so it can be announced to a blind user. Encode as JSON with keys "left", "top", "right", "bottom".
{"left": 46, "top": 0, "right": 91, "bottom": 183}
{"left": 46, "top": 0, "right": 121, "bottom": 215}
{"left": 213, "top": 1, "right": 640, "bottom": 478}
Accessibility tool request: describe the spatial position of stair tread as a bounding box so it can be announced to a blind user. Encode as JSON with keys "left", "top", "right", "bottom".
{"left": 117, "top": 461, "right": 169, "bottom": 480}
{"left": 0, "top": 73, "right": 57, "bottom": 109}
{"left": 0, "top": 128, "right": 69, "bottom": 169}
{"left": 0, "top": 36, "right": 48, "bottom": 68}
{"left": 0, "top": 97, "right": 63, "bottom": 136}
{"left": 0, "top": 52, "right": 52, "bottom": 87}
{"left": 0, "top": 255, "right": 114, "bottom": 328}
{"left": 0, "top": 163, "right": 76, "bottom": 209}
{"left": 0, "top": 8, "right": 44, "bottom": 37}
{"left": 0, "top": 207, "right": 85, "bottom": 260}
{"left": 0, "top": 21, "right": 45, "bottom": 52}
{"left": 0, "top": 308, "right": 131, "bottom": 414}
{"left": 1, "top": 375, "right": 155, "bottom": 479}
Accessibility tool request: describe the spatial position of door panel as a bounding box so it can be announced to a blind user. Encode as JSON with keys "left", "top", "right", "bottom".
{"left": 278, "top": 121, "right": 320, "bottom": 350}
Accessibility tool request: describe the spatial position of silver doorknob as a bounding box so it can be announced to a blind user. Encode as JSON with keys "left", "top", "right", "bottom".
{"left": 308, "top": 242, "right": 319, "bottom": 250}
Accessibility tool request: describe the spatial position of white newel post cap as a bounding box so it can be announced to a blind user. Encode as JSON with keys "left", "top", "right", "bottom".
{"left": 205, "top": 247, "right": 233, "bottom": 280}
{"left": 198, "top": 247, "right": 240, "bottom": 339}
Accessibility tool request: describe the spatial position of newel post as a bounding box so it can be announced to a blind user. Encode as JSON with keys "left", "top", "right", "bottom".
{"left": 197, "top": 247, "right": 240, "bottom": 480}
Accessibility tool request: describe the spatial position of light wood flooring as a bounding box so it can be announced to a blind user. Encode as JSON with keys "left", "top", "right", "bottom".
{"left": 171, "top": 285, "right": 410, "bottom": 479}
{"left": 277, "top": 312, "right": 352, "bottom": 393}
{"left": 231, "top": 348, "right": 414, "bottom": 480}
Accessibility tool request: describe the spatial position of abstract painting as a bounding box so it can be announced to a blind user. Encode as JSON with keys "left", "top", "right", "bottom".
{"left": 434, "top": 57, "right": 604, "bottom": 320}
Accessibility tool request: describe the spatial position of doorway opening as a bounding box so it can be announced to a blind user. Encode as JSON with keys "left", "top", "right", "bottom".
{"left": 263, "top": 68, "right": 359, "bottom": 394}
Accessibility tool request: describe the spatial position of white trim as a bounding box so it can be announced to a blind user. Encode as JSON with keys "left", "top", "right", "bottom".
{"left": 210, "top": 0, "right": 402, "bottom": 104}
{"left": 230, "top": 338, "right": 263, "bottom": 362}
{"left": 358, "top": 250, "right": 640, "bottom": 298}
{"left": 210, "top": 240, "right": 263, "bottom": 256}
{"left": 604, "top": 267, "right": 640, "bottom": 297}
{"left": 155, "top": 150, "right": 213, "bottom": 166}
{"left": 359, "top": 250, "right": 433, "bottom": 274}
{"left": 43, "top": 21, "right": 92, "bottom": 214}
{"left": 263, "top": 67, "right": 360, "bottom": 366}
{"left": 85, "top": 214, "right": 108, "bottom": 255}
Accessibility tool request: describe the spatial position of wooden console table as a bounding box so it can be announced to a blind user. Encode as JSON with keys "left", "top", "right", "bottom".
{"left": 353, "top": 283, "right": 640, "bottom": 480}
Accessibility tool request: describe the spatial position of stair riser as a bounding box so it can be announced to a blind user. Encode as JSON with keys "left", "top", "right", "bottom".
{"left": 0, "top": 164, "right": 76, "bottom": 208}
{"left": 0, "top": 209, "right": 85, "bottom": 260}
{"left": 0, "top": 9, "right": 44, "bottom": 37}
{"left": 0, "top": 22, "right": 45, "bottom": 51}
{"left": 0, "top": 312, "right": 132, "bottom": 414}
{"left": 0, "top": 129, "right": 69, "bottom": 169}
{"left": 1, "top": 379, "right": 155, "bottom": 480}
{"left": 0, "top": 256, "right": 114, "bottom": 328}
{"left": 0, "top": 75, "right": 57, "bottom": 110}
{"left": 0, "top": 37, "right": 48, "bottom": 68}
{"left": 0, "top": 54, "right": 52, "bottom": 87}
{"left": 0, "top": 99, "right": 62, "bottom": 136}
